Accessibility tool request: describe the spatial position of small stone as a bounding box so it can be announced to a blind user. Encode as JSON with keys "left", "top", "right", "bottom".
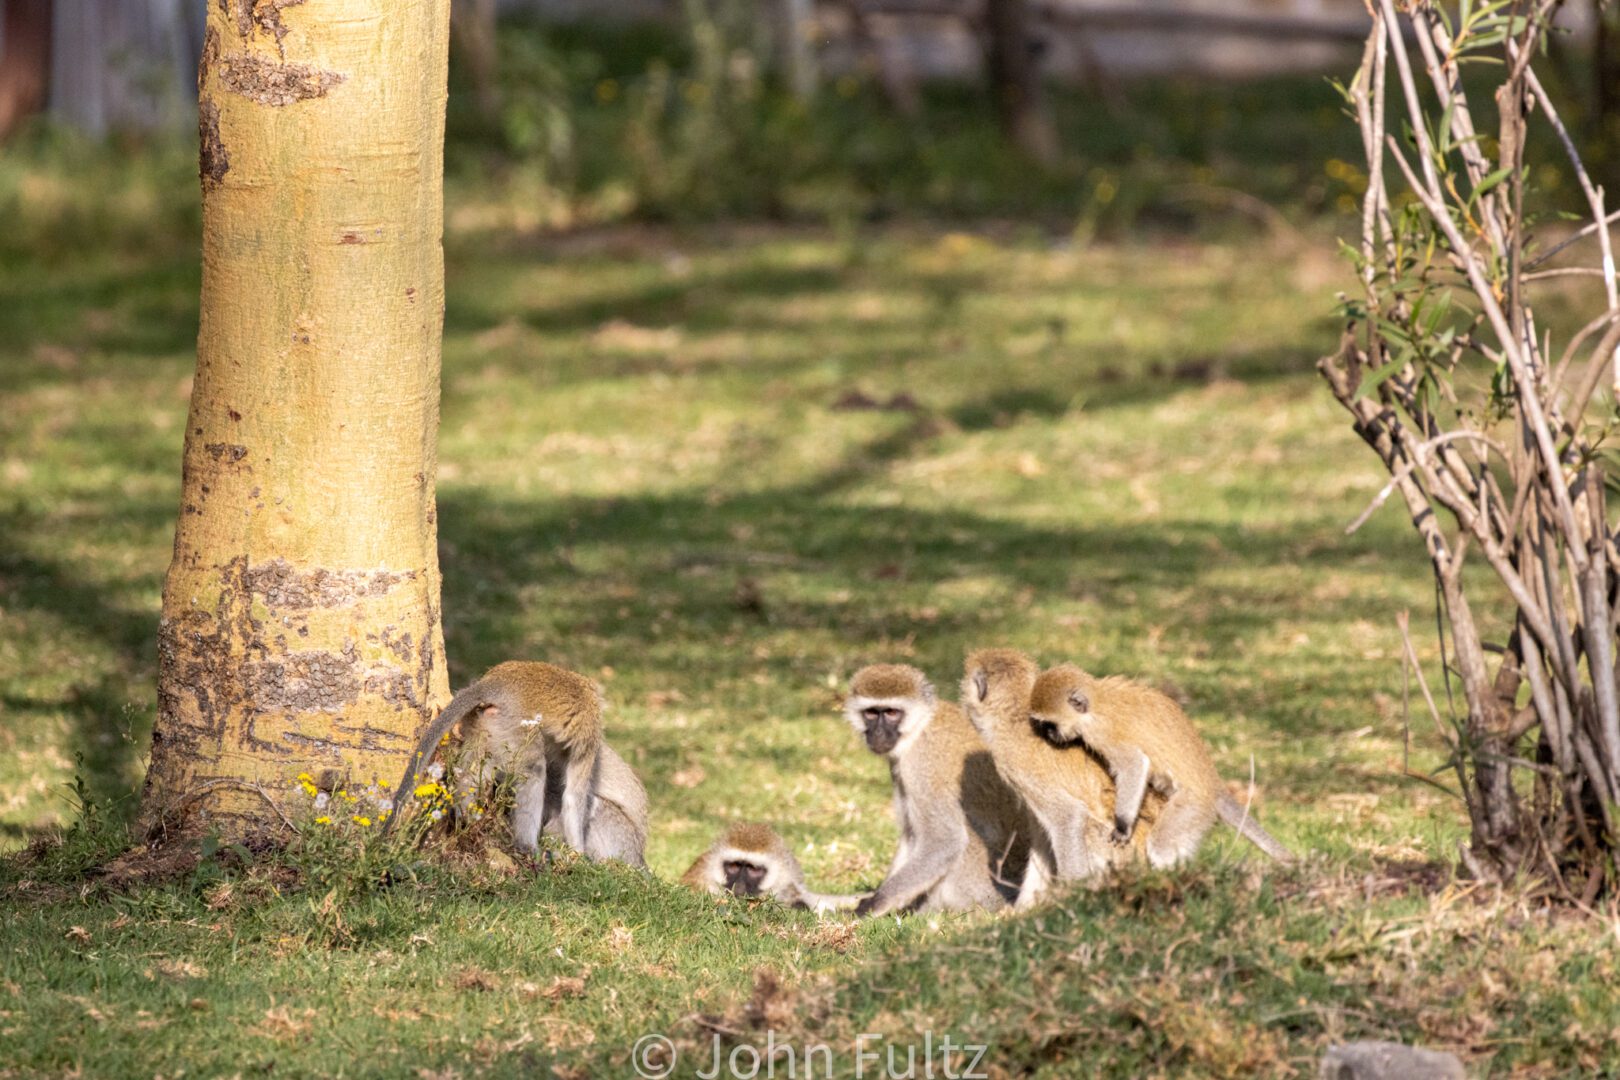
{"left": 1321, "top": 1041, "right": 1465, "bottom": 1080}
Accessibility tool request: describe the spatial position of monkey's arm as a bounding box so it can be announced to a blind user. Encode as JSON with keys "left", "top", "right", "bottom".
{"left": 1014, "top": 841, "right": 1054, "bottom": 909}
{"left": 855, "top": 832, "right": 963, "bottom": 916}
{"left": 1109, "top": 747, "right": 1151, "bottom": 845}
{"left": 510, "top": 767, "right": 549, "bottom": 855}
{"left": 382, "top": 682, "right": 487, "bottom": 835}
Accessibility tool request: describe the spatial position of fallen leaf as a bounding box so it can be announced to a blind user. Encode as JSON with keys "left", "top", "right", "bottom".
{"left": 153, "top": 958, "right": 208, "bottom": 980}
{"left": 542, "top": 976, "right": 586, "bottom": 1002}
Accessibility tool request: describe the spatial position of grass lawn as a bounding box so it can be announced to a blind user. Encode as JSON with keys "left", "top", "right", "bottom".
{"left": 2, "top": 156, "right": 1618, "bottom": 1075}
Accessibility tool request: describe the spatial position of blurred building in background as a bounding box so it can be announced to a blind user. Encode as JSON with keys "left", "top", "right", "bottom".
{"left": 0, "top": 0, "right": 1602, "bottom": 139}
{"left": 0, "top": 0, "right": 203, "bottom": 138}
{"left": 509, "top": 0, "right": 1376, "bottom": 79}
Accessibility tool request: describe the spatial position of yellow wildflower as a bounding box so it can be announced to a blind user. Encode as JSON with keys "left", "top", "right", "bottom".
{"left": 353, "top": 815, "right": 372, "bottom": 827}
{"left": 300, "top": 781, "right": 318, "bottom": 797}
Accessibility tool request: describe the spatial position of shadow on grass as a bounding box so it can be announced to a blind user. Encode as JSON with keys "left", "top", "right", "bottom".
{"left": 0, "top": 349, "right": 1379, "bottom": 820}
{"left": 0, "top": 255, "right": 200, "bottom": 384}
{"left": 0, "top": 511, "right": 163, "bottom": 819}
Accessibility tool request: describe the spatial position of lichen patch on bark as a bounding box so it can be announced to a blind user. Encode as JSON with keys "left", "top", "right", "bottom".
{"left": 364, "top": 669, "right": 424, "bottom": 712}
{"left": 244, "top": 649, "right": 362, "bottom": 713}
{"left": 244, "top": 559, "right": 412, "bottom": 610}
{"left": 218, "top": 53, "right": 344, "bottom": 106}
{"left": 220, "top": 0, "right": 306, "bottom": 49}
{"left": 199, "top": 101, "right": 229, "bottom": 185}
{"left": 204, "top": 442, "right": 248, "bottom": 463}
{"left": 199, "top": 27, "right": 220, "bottom": 90}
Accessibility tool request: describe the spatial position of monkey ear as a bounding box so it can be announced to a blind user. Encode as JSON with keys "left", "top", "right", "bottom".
{"left": 1068, "top": 690, "right": 1089, "bottom": 713}
{"left": 972, "top": 671, "right": 988, "bottom": 702}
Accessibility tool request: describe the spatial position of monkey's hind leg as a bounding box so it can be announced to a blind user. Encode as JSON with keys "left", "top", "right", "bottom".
{"left": 510, "top": 768, "right": 549, "bottom": 856}
{"left": 1144, "top": 794, "right": 1216, "bottom": 869}
{"left": 587, "top": 801, "right": 648, "bottom": 869}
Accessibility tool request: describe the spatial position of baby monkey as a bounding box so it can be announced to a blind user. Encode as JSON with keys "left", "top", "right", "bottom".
{"left": 1030, "top": 664, "right": 1292, "bottom": 866}
{"left": 682, "top": 823, "right": 863, "bottom": 913}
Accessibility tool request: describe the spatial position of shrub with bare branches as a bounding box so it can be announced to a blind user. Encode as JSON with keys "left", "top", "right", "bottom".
{"left": 1320, "top": 0, "right": 1620, "bottom": 897}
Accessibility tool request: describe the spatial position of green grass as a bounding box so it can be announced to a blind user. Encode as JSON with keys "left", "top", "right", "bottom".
{"left": 3, "top": 62, "right": 1619, "bottom": 1075}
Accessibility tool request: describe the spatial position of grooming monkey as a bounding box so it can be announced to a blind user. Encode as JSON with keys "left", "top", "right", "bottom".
{"left": 387, "top": 661, "right": 647, "bottom": 865}
{"left": 1030, "top": 663, "right": 1292, "bottom": 866}
{"left": 961, "top": 648, "right": 1156, "bottom": 904}
{"left": 682, "top": 823, "right": 863, "bottom": 913}
{"left": 844, "top": 664, "right": 1034, "bottom": 916}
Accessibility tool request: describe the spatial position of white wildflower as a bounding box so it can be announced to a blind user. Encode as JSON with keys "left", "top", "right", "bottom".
{"left": 425, "top": 762, "right": 445, "bottom": 780}
{"left": 313, "top": 792, "right": 330, "bottom": 811}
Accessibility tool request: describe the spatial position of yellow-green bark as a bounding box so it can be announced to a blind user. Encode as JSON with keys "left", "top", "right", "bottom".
{"left": 139, "top": 0, "right": 452, "bottom": 838}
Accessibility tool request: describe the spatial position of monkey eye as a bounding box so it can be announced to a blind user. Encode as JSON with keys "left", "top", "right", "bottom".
{"left": 1068, "top": 691, "right": 1090, "bottom": 713}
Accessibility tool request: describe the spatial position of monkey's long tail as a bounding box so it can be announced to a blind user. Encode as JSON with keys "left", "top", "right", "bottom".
{"left": 1215, "top": 793, "right": 1294, "bottom": 862}
{"left": 380, "top": 682, "right": 487, "bottom": 837}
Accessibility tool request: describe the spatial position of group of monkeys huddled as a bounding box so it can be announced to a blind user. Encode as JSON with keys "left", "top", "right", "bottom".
{"left": 387, "top": 649, "right": 1290, "bottom": 917}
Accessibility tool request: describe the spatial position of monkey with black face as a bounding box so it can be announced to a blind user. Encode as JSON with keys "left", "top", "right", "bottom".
{"left": 845, "top": 663, "right": 1034, "bottom": 916}
{"left": 682, "top": 823, "right": 862, "bottom": 913}
{"left": 386, "top": 661, "right": 647, "bottom": 866}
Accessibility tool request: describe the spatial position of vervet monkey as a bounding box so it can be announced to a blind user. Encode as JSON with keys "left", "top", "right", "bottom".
{"left": 1030, "top": 663, "right": 1292, "bottom": 866}
{"left": 681, "top": 823, "right": 862, "bottom": 913}
{"left": 960, "top": 648, "right": 1153, "bottom": 904}
{"left": 844, "top": 664, "right": 1033, "bottom": 916}
{"left": 387, "top": 661, "right": 638, "bottom": 861}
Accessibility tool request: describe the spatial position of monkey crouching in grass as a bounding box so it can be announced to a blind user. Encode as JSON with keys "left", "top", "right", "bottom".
{"left": 1030, "top": 663, "right": 1292, "bottom": 866}
{"left": 682, "top": 822, "right": 864, "bottom": 913}
{"left": 385, "top": 661, "right": 649, "bottom": 867}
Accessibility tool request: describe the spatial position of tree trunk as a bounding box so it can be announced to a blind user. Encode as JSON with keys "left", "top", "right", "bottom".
{"left": 984, "top": 0, "right": 1058, "bottom": 164}
{"left": 137, "top": 0, "right": 453, "bottom": 841}
{"left": 0, "top": 0, "right": 53, "bottom": 140}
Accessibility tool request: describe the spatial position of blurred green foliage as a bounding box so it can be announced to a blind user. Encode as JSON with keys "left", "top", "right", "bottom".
{"left": 4, "top": 9, "right": 1604, "bottom": 257}
{"left": 441, "top": 10, "right": 1374, "bottom": 230}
